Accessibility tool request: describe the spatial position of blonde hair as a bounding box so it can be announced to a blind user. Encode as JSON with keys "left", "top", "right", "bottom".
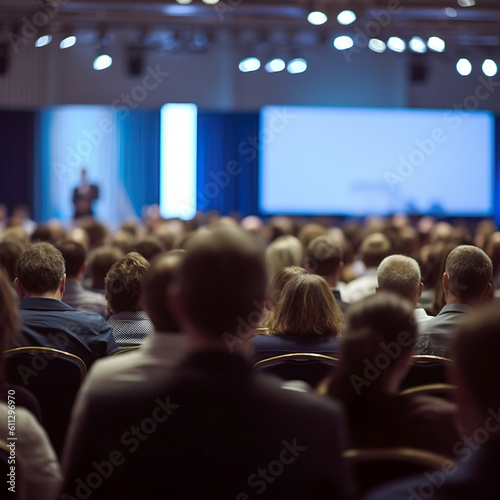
{"left": 265, "top": 273, "right": 343, "bottom": 336}
{"left": 265, "top": 235, "right": 303, "bottom": 283}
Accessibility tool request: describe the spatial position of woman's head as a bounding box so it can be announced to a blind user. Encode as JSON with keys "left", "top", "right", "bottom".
{"left": 266, "top": 266, "right": 307, "bottom": 310}
{"left": 265, "top": 235, "right": 303, "bottom": 283}
{"left": 0, "top": 268, "right": 20, "bottom": 377}
{"left": 265, "top": 273, "right": 343, "bottom": 337}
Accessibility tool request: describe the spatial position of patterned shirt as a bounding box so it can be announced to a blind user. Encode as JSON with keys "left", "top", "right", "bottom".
{"left": 107, "top": 311, "right": 155, "bottom": 350}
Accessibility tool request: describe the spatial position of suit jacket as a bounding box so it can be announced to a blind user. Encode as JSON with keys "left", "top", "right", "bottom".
{"left": 62, "top": 350, "right": 353, "bottom": 500}
{"left": 367, "top": 441, "right": 500, "bottom": 500}
{"left": 415, "top": 304, "right": 473, "bottom": 357}
{"left": 18, "top": 298, "right": 118, "bottom": 368}
{"left": 250, "top": 334, "right": 341, "bottom": 365}
{"left": 332, "top": 289, "right": 350, "bottom": 314}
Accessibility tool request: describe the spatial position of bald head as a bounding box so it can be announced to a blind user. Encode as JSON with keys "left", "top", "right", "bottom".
{"left": 377, "top": 255, "right": 422, "bottom": 305}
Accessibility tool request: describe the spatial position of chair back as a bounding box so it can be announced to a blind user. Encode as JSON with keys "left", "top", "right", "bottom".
{"left": 3, "top": 347, "right": 87, "bottom": 456}
{"left": 113, "top": 346, "right": 141, "bottom": 356}
{"left": 344, "top": 447, "right": 455, "bottom": 497}
{"left": 253, "top": 353, "right": 339, "bottom": 387}
{"left": 399, "top": 383, "right": 457, "bottom": 400}
{"left": 400, "top": 355, "right": 454, "bottom": 390}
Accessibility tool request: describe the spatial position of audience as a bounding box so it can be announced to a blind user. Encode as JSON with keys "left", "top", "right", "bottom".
{"left": 55, "top": 239, "right": 108, "bottom": 317}
{"left": 377, "top": 254, "right": 431, "bottom": 323}
{"left": 0, "top": 239, "right": 23, "bottom": 282}
{"left": 252, "top": 273, "right": 343, "bottom": 363}
{"left": 304, "top": 235, "right": 348, "bottom": 313}
{"left": 368, "top": 305, "right": 500, "bottom": 499}
{"left": 265, "top": 234, "right": 303, "bottom": 282}
{"left": 14, "top": 242, "right": 118, "bottom": 367}
{"left": 85, "top": 244, "right": 124, "bottom": 293}
{"left": 62, "top": 226, "right": 353, "bottom": 499}
{"left": 417, "top": 245, "right": 492, "bottom": 357}
{"left": 104, "top": 251, "right": 155, "bottom": 349}
{"left": 342, "top": 232, "right": 391, "bottom": 303}
{"left": 327, "top": 293, "right": 460, "bottom": 457}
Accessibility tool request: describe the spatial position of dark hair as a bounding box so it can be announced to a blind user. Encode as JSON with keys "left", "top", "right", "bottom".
{"left": 360, "top": 232, "right": 392, "bottom": 268}
{"left": 445, "top": 245, "right": 492, "bottom": 300}
{"left": 0, "top": 240, "right": 23, "bottom": 282}
{"left": 178, "top": 227, "right": 267, "bottom": 338}
{"left": 328, "top": 293, "right": 416, "bottom": 406}
{"left": 16, "top": 242, "right": 66, "bottom": 294}
{"left": 141, "top": 250, "right": 185, "bottom": 333}
{"left": 31, "top": 225, "right": 56, "bottom": 244}
{"left": 134, "top": 237, "right": 166, "bottom": 263}
{"left": 56, "top": 239, "right": 86, "bottom": 278}
{"left": 452, "top": 306, "right": 500, "bottom": 423}
{"left": 88, "top": 245, "right": 124, "bottom": 290}
{"left": 305, "top": 236, "right": 343, "bottom": 278}
{"left": 105, "top": 252, "right": 149, "bottom": 313}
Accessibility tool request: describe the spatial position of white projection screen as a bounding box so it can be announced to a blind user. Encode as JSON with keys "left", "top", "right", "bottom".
{"left": 259, "top": 106, "right": 495, "bottom": 217}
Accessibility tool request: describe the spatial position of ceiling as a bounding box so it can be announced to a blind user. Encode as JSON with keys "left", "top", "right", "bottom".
{"left": 1, "top": 0, "right": 500, "bottom": 52}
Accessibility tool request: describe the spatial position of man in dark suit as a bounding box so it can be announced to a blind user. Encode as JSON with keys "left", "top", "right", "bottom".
{"left": 72, "top": 168, "right": 99, "bottom": 219}
{"left": 367, "top": 305, "right": 500, "bottom": 500}
{"left": 416, "top": 245, "right": 492, "bottom": 357}
{"left": 304, "top": 235, "right": 349, "bottom": 313}
{"left": 62, "top": 226, "right": 353, "bottom": 500}
{"left": 14, "top": 242, "right": 118, "bottom": 367}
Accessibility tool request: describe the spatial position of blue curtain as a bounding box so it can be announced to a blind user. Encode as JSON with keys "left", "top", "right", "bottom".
{"left": 197, "top": 112, "right": 259, "bottom": 216}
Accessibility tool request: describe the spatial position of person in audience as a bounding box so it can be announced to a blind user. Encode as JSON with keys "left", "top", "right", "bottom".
{"left": 65, "top": 250, "right": 187, "bottom": 421}
{"left": 264, "top": 266, "right": 307, "bottom": 311}
{"left": 417, "top": 245, "right": 492, "bottom": 357}
{"left": 62, "top": 226, "right": 353, "bottom": 500}
{"left": 105, "top": 251, "right": 154, "bottom": 349}
{"left": 304, "top": 235, "right": 349, "bottom": 313}
{"left": 485, "top": 231, "right": 500, "bottom": 291}
{"left": 376, "top": 254, "right": 431, "bottom": 323}
{"left": 342, "top": 232, "right": 391, "bottom": 303}
{"left": 252, "top": 273, "right": 343, "bottom": 364}
{"left": 85, "top": 244, "right": 124, "bottom": 293}
{"left": 327, "top": 293, "right": 460, "bottom": 457}
{"left": 55, "top": 239, "right": 108, "bottom": 317}
{"left": 0, "top": 225, "right": 29, "bottom": 247}
{"left": 367, "top": 305, "right": 500, "bottom": 499}
{"left": 0, "top": 402, "right": 62, "bottom": 500}
{"left": 0, "top": 267, "right": 41, "bottom": 420}
{"left": 134, "top": 236, "right": 166, "bottom": 262}
{"left": 265, "top": 234, "right": 303, "bottom": 283}
{"left": 298, "top": 222, "right": 327, "bottom": 250}
{"left": 0, "top": 239, "right": 23, "bottom": 282}
{"left": 14, "top": 242, "right": 118, "bottom": 367}
{"left": 0, "top": 203, "right": 7, "bottom": 232}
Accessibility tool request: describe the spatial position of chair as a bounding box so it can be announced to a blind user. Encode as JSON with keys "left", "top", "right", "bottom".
{"left": 400, "top": 355, "right": 454, "bottom": 391}
{"left": 113, "top": 346, "right": 141, "bottom": 356}
{"left": 253, "top": 353, "right": 339, "bottom": 388}
{"left": 344, "top": 447, "right": 455, "bottom": 497}
{"left": 3, "top": 347, "right": 87, "bottom": 457}
{"left": 400, "top": 383, "right": 457, "bottom": 400}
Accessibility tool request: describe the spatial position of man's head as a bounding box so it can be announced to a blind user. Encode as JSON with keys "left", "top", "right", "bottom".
{"left": 105, "top": 252, "right": 149, "bottom": 313}
{"left": 451, "top": 306, "right": 500, "bottom": 438}
{"left": 360, "top": 232, "right": 391, "bottom": 268}
{"left": 173, "top": 226, "right": 266, "bottom": 341}
{"left": 443, "top": 245, "right": 492, "bottom": 305}
{"left": 14, "top": 242, "right": 66, "bottom": 298}
{"left": 141, "top": 250, "right": 185, "bottom": 333}
{"left": 87, "top": 245, "right": 124, "bottom": 290}
{"left": 55, "top": 239, "right": 86, "bottom": 279}
{"left": 304, "top": 236, "right": 343, "bottom": 287}
{"left": 377, "top": 254, "right": 423, "bottom": 307}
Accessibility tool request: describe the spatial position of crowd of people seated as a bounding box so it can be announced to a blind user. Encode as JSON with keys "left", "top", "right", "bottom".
{"left": 0, "top": 208, "right": 499, "bottom": 499}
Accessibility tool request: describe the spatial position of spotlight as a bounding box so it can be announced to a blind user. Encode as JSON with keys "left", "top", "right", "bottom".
{"left": 456, "top": 58, "right": 472, "bottom": 76}
{"left": 445, "top": 7, "right": 457, "bottom": 17}
{"left": 35, "top": 35, "right": 52, "bottom": 47}
{"left": 409, "top": 37, "right": 427, "bottom": 54}
{"left": 93, "top": 54, "right": 113, "bottom": 71}
{"left": 238, "top": 57, "right": 260, "bottom": 72}
{"left": 60, "top": 36, "right": 76, "bottom": 49}
{"left": 176, "top": 0, "right": 193, "bottom": 3}
{"left": 427, "top": 36, "right": 445, "bottom": 53}
{"left": 387, "top": 37, "right": 405, "bottom": 53}
{"left": 307, "top": 11, "right": 328, "bottom": 26}
{"left": 337, "top": 10, "right": 356, "bottom": 25}
{"left": 368, "top": 39, "right": 386, "bottom": 53}
{"left": 265, "top": 58, "right": 286, "bottom": 73}
{"left": 333, "top": 35, "right": 354, "bottom": 51}
{"left": 458, "top": 0, "right": 475, "bottom": 6}
{"left": 482, "top": 59, "right": 497, "bottom": 77}
{"left": 287, "top": 58, "right": 307, "bottom": 74}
